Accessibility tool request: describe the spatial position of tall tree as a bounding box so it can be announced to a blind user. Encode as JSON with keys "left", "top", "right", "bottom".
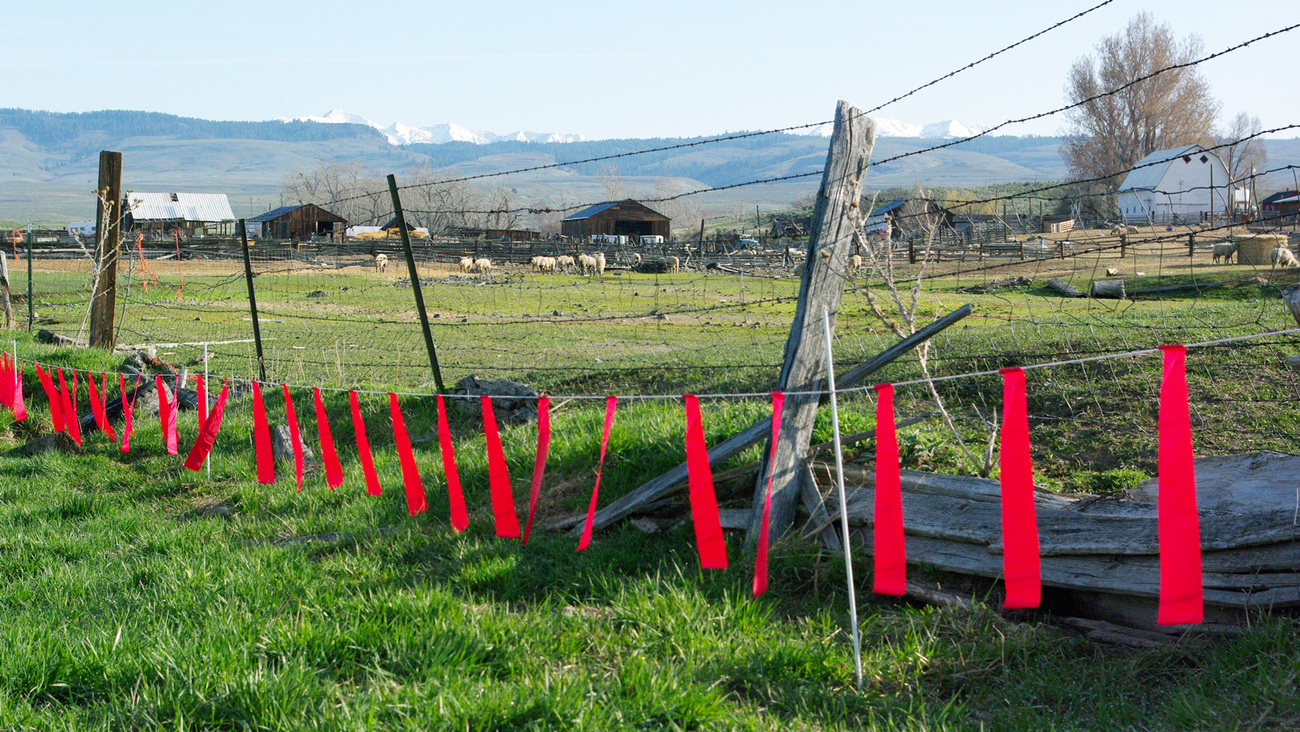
{"left": 1060, "top": 13, "right": 1219, "bottom": 191}
{"left": 1217, "top": 112, "right": 1268, "bottom": 183}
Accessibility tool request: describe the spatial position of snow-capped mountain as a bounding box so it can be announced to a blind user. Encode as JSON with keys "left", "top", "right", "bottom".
{"left": 278, "top": 109, "right": 587, "bottom": 146}
{"left": 800, "top": 117, "right": 987, "bottom": 139}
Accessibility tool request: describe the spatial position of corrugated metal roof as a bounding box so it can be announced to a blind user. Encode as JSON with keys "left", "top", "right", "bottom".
{"left": 869, "top": 197, "right": 907, "bottom": 217}
{"left": 562, "top": 201, "right": 620, "bottom": 221}
{"left": 1117, "top": 145, "right": 1207, "bottom": 192}
{"left": 127, "top": 192, "right": 236, "bottom": 222}
{"left": 248, "top": 205, "right": 305, "bottom": 222}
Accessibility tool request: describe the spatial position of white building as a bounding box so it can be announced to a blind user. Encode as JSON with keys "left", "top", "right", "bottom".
{"left": 124, "top": 192, "right": 237, "bottom": 237}
{"left": 1116, "top": 145, "right": 1234, "bottom": 225}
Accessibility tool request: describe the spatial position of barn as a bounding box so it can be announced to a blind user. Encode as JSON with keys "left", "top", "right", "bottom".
{"left": 561, "top": 200, "right": 670, "bottom": 241}
{"left": 1117, "top": 145, "right": 1233, "bottom": 225}
{"left": 865, "top": 197, "right": 953, "bottom": 240}
{"left": 248, "top": 204, "right": 347, "bottom": 240}
{"left": 124, "top": 192, "right": 237, "bottom": 238}
{"left": 1260, "top": 190, "right": 1299, "bottom": 224}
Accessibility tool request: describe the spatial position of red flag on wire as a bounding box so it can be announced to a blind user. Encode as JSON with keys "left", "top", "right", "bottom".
{"left": 184, "top": 379, "right": 229, "bottom": 471}
{"left": 12, "top": 366, "right": 25, "bottom": 422}
{"left": 283, "top": 385, "right": 305, "bottom": 492}
{"left": 436, "top": 394, "right": 468, "bottom": 532}
{"left": 195, "top": 375, "right": 208, "bottom": 429}
{"left": 314, "top": 388, "right": 344, "bottom": 490}
{"left": 752, "top": 391, "right": 785, "bottom": 598}
{"left": 389, "top": 393, "right": 427, "bottom": 517}
{"left": 577, "top": 396, "right": 618, "bottom": 552}
{"left": 0, "top": 355, "right": 11, "bottom": 408}
{"left": 999, "top": 368, "right": 1041, "bottom": 609}
{"left": 251, "top": 381, "right": 274, "bottom": 483}
{"left": 684, "top": 394, "right": 727, "bottom": 569}
{"left": 1157, "top": 345, "right": 1203, "bottom": 625}
{"left": 349, "top": 390, "right": 382, "bottom": 496}
{"left": 521, "top": 395, "right": 551, "bottom": 546}
{"left": 88, "top": 370, "right": 115, "bottom": 441}
{"left": 156, "top": 375, "right": 177, "bottom": 455}
{"left": 872, "top": 384, "right": 906, "bottom": 596}
{"left": 481, "top": 395, "right": 521, "bottom": 538}
{"left": 36, "top": 364, "right": 63, "bottom": 432}
{"left": 60, "top": 369, "right": 82, "bottom": 446}
{"left": 120, "top": 375, "right": 140, "bottom": 453}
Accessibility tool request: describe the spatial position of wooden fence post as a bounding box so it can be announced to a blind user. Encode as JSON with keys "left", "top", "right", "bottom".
{"left": 89, "top": 150, "right": 123, "bottom": 349}
{"left": 744, "top": 101, "right": 876, "bottom": 551}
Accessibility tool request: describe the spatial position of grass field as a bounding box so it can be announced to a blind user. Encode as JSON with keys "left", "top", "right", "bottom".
{"left": 3, "top": 231, "right": 1299, "bottom": 729}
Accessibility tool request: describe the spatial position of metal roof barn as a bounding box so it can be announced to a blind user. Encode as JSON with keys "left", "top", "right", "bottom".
{"left": 124, "top": 192, "right": 237, "bottom": 237}
{"left": 561, "top": 199, "right": 670, "bottom": 241}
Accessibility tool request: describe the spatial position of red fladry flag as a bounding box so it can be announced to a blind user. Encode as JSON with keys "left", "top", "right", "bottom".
{"left": 1157, "top": 345, "right": 1203, "bottom": 625}
{"left": 872, "top": 383, "right": 906, "bottom": 596}
{"left": 283, "top": 385, "right": 305, "bottom": 492}
{"left": 60, "top": 369, "right": 82, "bottom": 446}
{"left": 88, "top": 370, "right": 116, "bottom": 441}
{"left": 389, "top": 393, "right": 427, "bottom": 517}
{"left": 577, "top": 396, "right": 618, "bottom": 552}
{"left": 752, "top": 391, "right": 785, "bottom": 598}
{"left": 195, "top": 375, "right": 208, "bottom": 429}
{"left": 684, "top": 394, "right": 727, "bottom": 569}
{"left": 349, "top": 390, "right": 382, "bottom": 496}
{"left": 100, "top": 373, "right": 112, "bottom": 435}
{"left": 0, "top": 355, "right": 11, "bottom": 408}
{"left": 36, "top": 364, "right": 63, "bottom": 432}
{"left": 120, "top": 375, "right": 140, "bottom": 453}
{"left": 12, "top": 367, "right": 25, "bottom": 422}
{"left": 184, "top": 379, "right": 229, "bottom": 471}
{"left": 35, "top": 364, "right": 62, "bottom": 431}
{"left": 156, "top": 375, "right": 177, "bottom": 455}
{"left": 999, "top": 368, "right": 1041, "bottom": 609}
{"left": 251, "top": 381, "right": 274, "bottom": 483}
{"left": 481, "top": 395, "right": 521, "bottom": 538}
{"left": 521, "top": 395, "right": 551, "bottom": 546}
{"left": 436, "top": 394, "right": 468, "bottom": 532}
{"left": 314, "top": 388, "right": 344, "bottom": 489}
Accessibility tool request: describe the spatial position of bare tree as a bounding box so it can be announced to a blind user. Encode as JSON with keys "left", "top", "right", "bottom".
{"left": 1060, "top": 13, "right": 1219, "bottom": 190}
{"left": 1217, "top": 112, "right": 1268, "bottom": 183}
{"left": 598, "top": 164, "right": 627, "bottom": 202}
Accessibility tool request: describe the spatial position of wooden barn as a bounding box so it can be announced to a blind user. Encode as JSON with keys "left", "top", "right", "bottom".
{"left": 248, "top": 204, "right": 347, "bottom": 240}
{"left": 561, "top": 200, "right": 670, "bottom": 240}
{"left": 1261, "top": 191, "right": 1299, "bottom": 224}
{"left": 865, "top": 197, "right": 954, "bottom": 239}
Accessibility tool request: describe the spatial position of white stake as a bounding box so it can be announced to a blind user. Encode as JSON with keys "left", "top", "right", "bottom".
{"left": 204, "top": 342, "right": 210, "bottom": 479}
{"left": 822, "top": 306, "right": 863, "bottom": 690}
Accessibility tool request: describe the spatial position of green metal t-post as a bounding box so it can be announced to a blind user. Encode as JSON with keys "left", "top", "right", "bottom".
{"left": 387, "top": 174, "right": 446, "bottom": 393}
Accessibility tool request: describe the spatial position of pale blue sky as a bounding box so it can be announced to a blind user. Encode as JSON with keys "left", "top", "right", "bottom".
{"left": 3, "top": 0, "right": 1295, "bottom": 139}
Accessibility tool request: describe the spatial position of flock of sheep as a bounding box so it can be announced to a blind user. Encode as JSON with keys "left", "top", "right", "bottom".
{"left": 1209, "top": 241, "right": 1299, "bottom": 268}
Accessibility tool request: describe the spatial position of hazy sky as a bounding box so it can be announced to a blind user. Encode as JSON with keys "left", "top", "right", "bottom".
{"left": 3, "top": 0, "right": 1295, "bottom": 139}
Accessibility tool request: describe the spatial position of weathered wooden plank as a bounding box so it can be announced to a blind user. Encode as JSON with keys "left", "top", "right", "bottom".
{"left": 744, "top": 100, "right": 876, "bottom": 551}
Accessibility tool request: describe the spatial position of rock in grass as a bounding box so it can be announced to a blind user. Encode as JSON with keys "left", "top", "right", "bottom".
{"left": 7, "top": 432, "right": 80, "bottom": 457}
{"left": 271, "top": 424, "right": 321, "bottom": 471}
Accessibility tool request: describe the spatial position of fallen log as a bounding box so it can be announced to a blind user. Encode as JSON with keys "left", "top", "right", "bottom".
{"left": 1046, "top": 278, "right": 1083, "bottom": 298}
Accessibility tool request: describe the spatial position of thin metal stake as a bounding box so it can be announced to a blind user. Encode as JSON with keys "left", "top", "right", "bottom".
{"left": 821, "top": 306, "right": 863, "bottom": 690}
{"left": 204, "top": 341, "right": 210, "bottom": 479}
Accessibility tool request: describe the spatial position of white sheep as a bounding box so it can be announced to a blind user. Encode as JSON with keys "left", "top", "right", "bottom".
{"left": 1211, "top": 241, "right": 1238, "bottom": 264}
{"left": 541, "top": 256, "right": 557, "bottom": 273}
{"left": 594, "top": 251, "right": 606, "bottom": 276}
{"left": 659, "top": 256, "right": 679, "bottom": 274}
{"left": 1270, "top": 247, "right": 1299, "bottom": 269}
{"left": 848, "top": 254, "right": 862, "bottom": 272}
{"left": 458, "top": 257, "right": 474, "bottom": 273}
{"left": 556, "top": 255, "right": 575, "bottom": 272}
{"left": 577, "top": 253, "right": 598, "bottom": 275}
{"left": 474, "top": 257, "right": 492, "bottom": 273}
{"left": 631, "top": 253, "right": 642, "bottom": 266}
{"left": 374, "top": 253, "right": 388, "bottom": 273}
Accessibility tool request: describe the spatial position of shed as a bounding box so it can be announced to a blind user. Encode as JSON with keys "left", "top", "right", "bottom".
{"left": 865, "top": 197, "right": 953, "bottom": 239}
{"left": 1116, "top": 145, "right": 1233, "bottom": 224}
{"left": 561, "top": 200, "right": 670, "bottom": 241}
{"left": 1260, "top": 191, "right": 1300, "bottom": 224}
{"left": 124, "top": 192, "right": 237, "bottom": 237}
{"left": 248, "top": 204, "right": 347, "bottom": 240}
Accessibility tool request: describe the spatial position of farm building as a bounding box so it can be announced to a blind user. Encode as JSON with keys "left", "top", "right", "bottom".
{"left": 561, "top": 200, "right": 670, "bottom": 241}
{"left": 865, "top": 197, "right": 954, "bottom": 240}
{"left": 124, "top": 192, "right": 237, "bottom": 238}
{"left": 446, "top": 225, "right": 542, "bottom": 241}
{"left": 1117, "top": 145, "right": 1234, "bottom": 224}
{"left": 768, "top": 215, "right": 809, "bottom": 239}
{"left": 1260, "top": 190, "right": 1299, "bottom": 224}
{"left": 247, "top": 204, "right": 346, "bottom": 240}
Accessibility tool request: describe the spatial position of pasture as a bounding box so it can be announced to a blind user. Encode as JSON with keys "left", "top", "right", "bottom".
{"left": 3, "top": 227, "right": 1300, "bottom": 729}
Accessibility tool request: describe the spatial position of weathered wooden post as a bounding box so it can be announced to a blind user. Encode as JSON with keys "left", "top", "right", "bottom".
{"left": 239, "top": 220, "right": 268, "bottom": 383}
{"left": 1120, "top": 234, "right": 1127, "bottom": 258}
{"left": 89, "top": 150, "right": 123, "bottom": 349}
{"left": 387, "top": 174, "right": 446, "bottom": 393}
{"left": 0, "top": 253, "right": 12, "bottom": 329}
{"left": 744, "top": 101, "right": 876, "bottom": 550}
{"left": 1188, "top": 233, "right": 1195, "bottom": 259}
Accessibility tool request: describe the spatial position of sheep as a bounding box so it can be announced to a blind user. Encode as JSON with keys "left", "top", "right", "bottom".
{"left": 594, "top": 251, "right": 606, "bottom": 276}
{"left": 474, "top": 257, "right": 492, "bottom": 273}
{"left": 1128, "top": 225, "right": 1140, "bottom": 234}
{"left": 848, "top": 254, "right": 862, "bottom": 272}
{"left": 374, "top": 253, "right": 388, "bottom": 273}
{"left": 577, "top": 253, "right": 598, "bottom": 275}
{"left": 631, "top": 253, "right": 642, "bottom": 266}
{"left": 1109, "top": 225, "right": 1124, "bottom": 235}
{"left": 1211, "top": 241, "right": 1238, "bottom": 264}
{"left": 556, "top": 255, "right": 575, "bottom": 272}
{"left": 660, "top": 256, "right": 679, "bottom": 274}
{"left": 1269, "top": 247, "right": 1299, "bottom": 269}
{"left": 540, "top": 256, "right": 557, "bottom": 273}
{"left": 458, "top": 257, "right": 474, "bottom": 273}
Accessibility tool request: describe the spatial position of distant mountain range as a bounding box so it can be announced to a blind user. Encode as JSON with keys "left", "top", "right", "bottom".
{"left": 1, "top": 107, "right": 1296, "bottom": 225}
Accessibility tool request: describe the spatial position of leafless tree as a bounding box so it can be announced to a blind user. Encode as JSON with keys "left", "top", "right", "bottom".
{"left": 280, "top": 160, "right": 482, "bottom": 232}
{"left": 1217, "top": 112, "right": 1268, "bottom": 183}
{"left": 1060, "top": 13, "right": 1219, "bottom": 191}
